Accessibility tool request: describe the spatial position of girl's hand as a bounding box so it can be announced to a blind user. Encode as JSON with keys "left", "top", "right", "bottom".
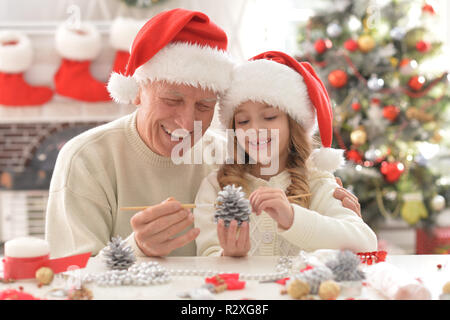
{"left": 249, "top": 186, "right": 294, "bottom": 230}
{"left": 217, "top": 219, "right": 250, "bottom": 257}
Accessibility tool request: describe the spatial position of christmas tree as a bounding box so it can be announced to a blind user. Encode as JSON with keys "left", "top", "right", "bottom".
{"left": 296, "top": 0, "right": 450, "bottom": 228}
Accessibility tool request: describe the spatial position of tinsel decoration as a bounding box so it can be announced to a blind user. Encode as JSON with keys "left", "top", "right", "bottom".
{"left": 103, "top": 236, "right": 136, "bottom": 270}
{"left": 215, "top": 185, "right": 251, "bottom": 227}
{"left": 325, "top": 250, "right": 366, "bottom": 282}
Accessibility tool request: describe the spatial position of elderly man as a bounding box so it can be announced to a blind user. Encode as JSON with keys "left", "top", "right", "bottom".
{"left": 45, "top": 8, "right": 361, "bottom": 258}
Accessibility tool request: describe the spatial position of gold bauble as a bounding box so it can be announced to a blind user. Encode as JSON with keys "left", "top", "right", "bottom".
{"left": 431, "top": 131, "right": 443, "bottom": 143}
{"left": 318, "top": 280, "right": 341, "bottom": 300}
{"left": 350, "top": 127, "right": 367, "bottom": 145}
{"left": 287, "top": 279, "right": 310, "bottom": 299}
{"left": 358, "top": 35, "right": 375, "bottom": 53}
{"left": 390, "top": 57, "right": 399, "bottom": 67}
{"left": 35, "top": 267, "right": 54, "bottom": 285}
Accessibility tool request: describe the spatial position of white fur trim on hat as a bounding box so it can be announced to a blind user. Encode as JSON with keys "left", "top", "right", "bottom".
{"left": 55, "top": 22, "right": 102, "bottom": 60}
{"left": 108, "top": 42, "right": 234, "bottom": 104}
{"left": 218, "top": 59, "right": 316, "bottom": 130}
{"left": 309, "top": 147, "right": 345, "bottom": 172}
{"left": 0, "top": 30, "right": 33, "bottom": 73}
{"left": 109, "top": 17, "right": 145, "bottom": 52}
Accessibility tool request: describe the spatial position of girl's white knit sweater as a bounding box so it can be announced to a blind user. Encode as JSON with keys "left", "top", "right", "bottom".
{"left": 194, "top": 167, "right": 378, "bottom": 256}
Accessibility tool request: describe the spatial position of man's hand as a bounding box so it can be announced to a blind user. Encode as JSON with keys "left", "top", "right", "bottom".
{"left": 333, "top": 177, "right": 362, "bottom": 218}
{"left": 217, "top": 219, "right": 250, "bottom": 257}
{"left": 130, "top": 197, "right": 199, "bottom": 256}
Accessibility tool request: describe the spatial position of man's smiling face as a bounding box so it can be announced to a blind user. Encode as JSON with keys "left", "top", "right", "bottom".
{"left": 135, "top": 81, "right": 218, "bottom": 157}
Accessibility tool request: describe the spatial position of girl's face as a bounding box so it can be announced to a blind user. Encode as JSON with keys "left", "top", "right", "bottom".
{"left": 233, "top": 100, "right": 290, "bottom": 167}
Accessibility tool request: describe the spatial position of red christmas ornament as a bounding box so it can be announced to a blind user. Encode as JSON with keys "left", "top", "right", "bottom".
{"left": 344, "top": 39, "right": 359, "bottom": 52}
{"left": 314, "top": 38, "right": 332, "bottom": 54}
{"left": 380, "top": 161, "right": 405, "bottom": 183}
{"left": 416, "top": 40, "right": 431, "bottom": 53}
{"left": 370, "top": 97, "right": 381, "bottom": 106}
{"left": 346, "top": 149, "right": 363, "bottom": 164}
{"left": 328, "top": 69, "right": 348, "bottom": 88}
{"left": 422, "top": 3, "right": 436, "bottom": 15}
{"left": 351, "top": 101, "right": 361, "bottom": 111}
{"left": 408, "top": 75, "right": 426, "bottom": 91}
{"left": 382, "top": 105, "right": 400, "bottom": 122}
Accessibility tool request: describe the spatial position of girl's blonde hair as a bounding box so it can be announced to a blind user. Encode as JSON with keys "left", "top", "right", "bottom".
{"left": 217, "top": 113, "right": 313, "bottom": 208}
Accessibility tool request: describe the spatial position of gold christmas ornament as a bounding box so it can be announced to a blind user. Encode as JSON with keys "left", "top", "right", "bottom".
{"left": 350, "top": 127, "right": 367, "bottom": 145}
{"left": 390, "top": 57, "right": 399, "bottom": 67}
{"left": 318, "top": 280, "right": 341, "bottom": 300}
{"left": 431, "top": 131, "right": 443, "bottom": 143}
{"left": 358, "top": 35, "right": 375, "bottom": 53}
{"left": 35, "top": 267, "right": 54, "bottom": 285}
{"left": 287, "top": 279, "right": 310, "bottom": 299}
{"left": 401, "top": 193, "right": 428, "bottom": 225}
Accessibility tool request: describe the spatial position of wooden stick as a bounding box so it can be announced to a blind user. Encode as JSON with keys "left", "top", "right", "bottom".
{"left": 120, "top": 193, "right": 312, "bottom": 211}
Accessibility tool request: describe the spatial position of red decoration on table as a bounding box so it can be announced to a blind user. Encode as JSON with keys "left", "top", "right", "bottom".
{"left": 205, "top": 273, "right": 246, "bottom": 290}
{"left": 382, "top": 105, "right": 400, "bottom": 121}
{"left": 408, "top": 75, "right": 426, "bottom": 91}
{"left": 344, "top": 39, "right": 359, "bottom": 52}
{"left": 328, "top": 69, "right": 348, "bottom": 88}
{"left": 356, "top": 251, "right": 387, "bottom": 265}
{"left": 314, "top": 38, "right": 332, "bottom": 54}
{"left": 275, "top": 277, "right": 290, "bottom": 285}
{"left": 2, "top": 252, "right": 91, "bottom": 281}
{"left": 0, "top": 288, "right": 40, "bottom": 300}
{"left": 380, "top": 161, "right": 405, "bottom": 183}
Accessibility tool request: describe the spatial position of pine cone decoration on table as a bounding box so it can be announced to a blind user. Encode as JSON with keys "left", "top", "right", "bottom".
{"left": 292, "top": 266, "right": 334, "bottom": 294}
{"left": 325, "top": 250, "right": 366, "bottom": 282}
{"left": 103, "top": 236, "right": 136, "bottom": 270}
{"left": 214, "top": 184, "right": 251, "bottom": 227}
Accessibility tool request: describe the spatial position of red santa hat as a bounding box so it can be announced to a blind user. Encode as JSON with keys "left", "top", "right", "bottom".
{"left": 218, "top": 51, "right": 345, "bottom": 172}
{"left": 107, "top": 8, "right": 234, "bottom": 104}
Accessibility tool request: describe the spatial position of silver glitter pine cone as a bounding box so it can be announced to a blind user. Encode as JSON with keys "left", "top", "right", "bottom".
{"left": 325, "top": 250, "right": 365, "bottom": 282}
{"left": 103, "top": 236, "right": 136, "bottom": 270}
{"left": 215, "top": 184, "right": 251, "bottom": 227}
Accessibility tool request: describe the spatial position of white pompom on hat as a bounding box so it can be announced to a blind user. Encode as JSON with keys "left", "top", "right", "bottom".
{"left": 218, "top": 51, "right": 345, "bottom": 172}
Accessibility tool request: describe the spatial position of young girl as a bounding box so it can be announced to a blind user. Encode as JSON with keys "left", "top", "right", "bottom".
{"left": 194, "top": 51, "right": 377, "bottom": 257}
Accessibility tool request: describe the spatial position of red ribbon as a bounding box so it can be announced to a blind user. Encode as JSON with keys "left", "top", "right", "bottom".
{"left": 2, "top": 252, "right": 91, "bottom": 280}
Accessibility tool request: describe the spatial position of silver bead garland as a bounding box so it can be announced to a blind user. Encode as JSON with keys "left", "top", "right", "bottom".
{"left": 76, "top": 255, "right": 294, "bottom": 287}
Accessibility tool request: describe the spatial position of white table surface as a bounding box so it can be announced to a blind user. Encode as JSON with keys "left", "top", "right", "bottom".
{"left": 1, "top": 254, "right": 450, "bottom": 300}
